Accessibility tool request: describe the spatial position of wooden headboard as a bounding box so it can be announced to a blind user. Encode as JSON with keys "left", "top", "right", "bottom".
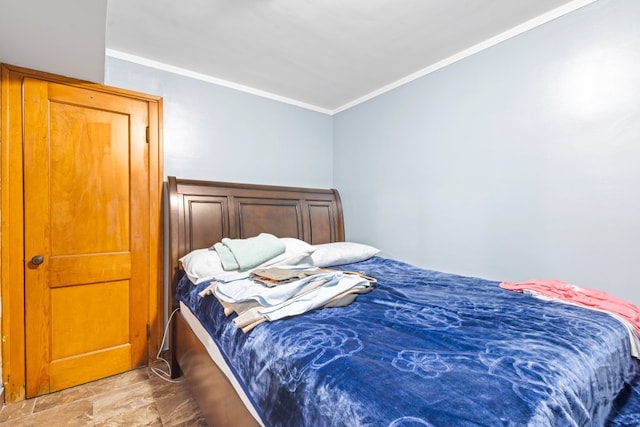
{"left": 167, "top": 176, "right": 345, "bottom": 308}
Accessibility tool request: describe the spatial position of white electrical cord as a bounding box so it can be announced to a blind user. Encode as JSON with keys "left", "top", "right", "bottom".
{"left": 149, "top": 307, "right": 184, "bottom": 383}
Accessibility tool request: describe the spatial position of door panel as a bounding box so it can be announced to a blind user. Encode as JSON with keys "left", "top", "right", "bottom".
{"left": 48, "top": 103, "right": 131, "bottom": 256}
{"left": 23, "top": 78, "right": 150, "bottom": 397}
{"left": 50, "top": 281, "right": 130, "bottom": 359}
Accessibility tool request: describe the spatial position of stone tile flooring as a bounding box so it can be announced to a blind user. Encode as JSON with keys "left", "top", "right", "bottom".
{"left": 0, "top": 367, "right": 206, "bottom": 426}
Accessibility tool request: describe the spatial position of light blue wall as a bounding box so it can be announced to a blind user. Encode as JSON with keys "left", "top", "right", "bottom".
{"left": 333, "top": 0, "right": 640, "bottom": 305}
{"left": 104, "top": 1, "right": 640, "bottom": 306}
{"left": 105, "top": 57, "right": 334, "bottom": 188}
{"left": 105, "top": 58, "right": 334, "bottom": 325}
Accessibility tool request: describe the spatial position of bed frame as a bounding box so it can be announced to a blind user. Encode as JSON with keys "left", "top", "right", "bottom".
{"left": 167, "top": 176, "right": 345, "bottom": 426}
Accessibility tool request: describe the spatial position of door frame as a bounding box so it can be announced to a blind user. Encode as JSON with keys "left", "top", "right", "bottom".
{"left": 0, "top": 64, "right": 164, "bottom": 401}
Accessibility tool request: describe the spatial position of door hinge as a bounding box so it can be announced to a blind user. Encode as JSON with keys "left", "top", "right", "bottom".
{"left": 145, "top": 126, "right": 150, "bottom": 143}
{"left": 146, "top": 323, "right": 151, "bottom": 339}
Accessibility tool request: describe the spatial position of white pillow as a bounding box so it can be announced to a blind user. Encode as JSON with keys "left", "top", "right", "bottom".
{"left": 179, "top": 249, "right": 225, "bottom": 284}
{"left": 309, "top": 242, "right": 380, "bottom": 267}
{"left": 258, "top": 237, "right": 316, "bottom": 267}
{"left": 180, "top": 237, "right": 317, "bottom": 283}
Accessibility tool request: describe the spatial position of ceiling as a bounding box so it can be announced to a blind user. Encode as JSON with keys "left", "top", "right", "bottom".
{"left": 105, "top": 0, "right": 592, "bottom": 114}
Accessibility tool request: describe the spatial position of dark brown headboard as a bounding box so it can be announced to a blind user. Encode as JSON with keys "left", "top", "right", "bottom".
{"left": 167, "top": 176, "right": 345, "bottom": 308}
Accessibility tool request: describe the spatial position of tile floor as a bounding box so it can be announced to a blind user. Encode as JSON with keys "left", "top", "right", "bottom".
{"left": 0, "top": 366, "right": 206, "bottom": 426}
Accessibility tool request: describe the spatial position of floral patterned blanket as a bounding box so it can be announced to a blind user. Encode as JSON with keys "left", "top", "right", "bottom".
{"left": 177, "top": 256, "right": 640, "bottom": 426}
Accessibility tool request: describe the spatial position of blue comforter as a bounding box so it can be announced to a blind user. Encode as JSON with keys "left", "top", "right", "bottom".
{"left": 177, "top": 257, "right": 640, "bottom": 426}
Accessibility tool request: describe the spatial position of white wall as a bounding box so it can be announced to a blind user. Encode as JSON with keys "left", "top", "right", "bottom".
{"left": 333, "top": 0, "right": 640, "bottom": 305}
{"left": 105, "top": 57, "right": 334, "bottom": 188}
{"left": 0, "top": 0, "right": 106, "bottom": 83}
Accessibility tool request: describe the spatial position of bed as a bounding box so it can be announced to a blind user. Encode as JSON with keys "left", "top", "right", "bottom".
{"left": 167, "top": 176, "right": 640, "bottom": 427}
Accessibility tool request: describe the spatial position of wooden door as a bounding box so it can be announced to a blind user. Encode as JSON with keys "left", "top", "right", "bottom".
{"left": 22, "top": 78, "right": 150, "bottom": 396}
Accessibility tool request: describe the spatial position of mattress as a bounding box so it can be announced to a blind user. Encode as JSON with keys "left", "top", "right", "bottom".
{"left": 176, "top": 256, "right": 640, "bottom": 426}
{"left": 178, "top": 300, "right": 265, "bottom": 425}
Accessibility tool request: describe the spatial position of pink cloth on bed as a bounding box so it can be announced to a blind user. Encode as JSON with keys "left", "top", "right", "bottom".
{"left": 500, "top": 279, "right": 640, "bottom": 338}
